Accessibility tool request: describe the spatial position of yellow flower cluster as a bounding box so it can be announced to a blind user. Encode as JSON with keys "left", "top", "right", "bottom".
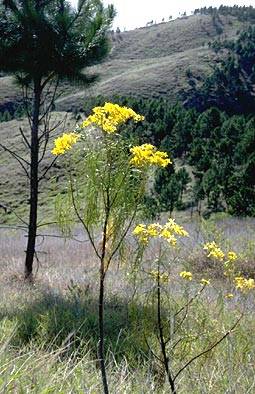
{"left": 234, "top": 276, "right": 255, "bottom": 292}
{"left": 129, "top": 144, "right": 172, "bottom": 168}
{"left": 203, "top": 242, "right": 238, "bottom": 264}
{"left": 81, "top": 103, "right": 144, "bottom": 133}
{"left": 180, "top": 271, "right": 193, "bottom": 281}
{"left": 133, "top": 223, "right": 161, "bottom": 244}
{"left": 203, "top": 242, "right": 225, "bottom": 261}
{"left": 149, "top": 270, "right": 169, "bottom": 283}
{"left": 52, "top": 132, "right": 80, "bottom": 155}
{"left": 133, "top": 219, "right": 188, "bottom": 246}
{"left": 227, "top": 251, "right": 238, "bottom": 261}
{"left": 200, "top": 278, "right": 210, "bottom": 286}
{"left": 164, "top": 218, "right": 189, "bottom": 237}
{"left": 225, "top": 293, "right": 234, "bottom": 299}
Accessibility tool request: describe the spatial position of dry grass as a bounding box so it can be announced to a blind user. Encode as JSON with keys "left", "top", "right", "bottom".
{"left": 0, "top": 14, "right": 244, "bottom": 113}
{"left": 0, "top": 216, "right": 255, "bottom": 393}
{"left": 55, "top": 14, "right": 243, "bottom": 110}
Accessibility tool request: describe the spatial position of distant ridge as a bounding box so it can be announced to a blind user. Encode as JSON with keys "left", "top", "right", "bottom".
{"left": 0, "top": 13, "right": 248, "bottom": 114}
{"left": 55, "top": 13, "right": 244, "bottom": 110}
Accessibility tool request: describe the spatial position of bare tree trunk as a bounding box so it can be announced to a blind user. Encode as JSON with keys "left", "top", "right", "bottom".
{"left": 24, "top": 77, "right": 41, "bottom": 280}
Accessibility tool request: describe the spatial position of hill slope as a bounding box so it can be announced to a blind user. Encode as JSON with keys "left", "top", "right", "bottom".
{"left": 0, "top": 14, "right": 245, "bottom": 114}
{"left": 56, "top": 14, "right": 243, "bottom": 110}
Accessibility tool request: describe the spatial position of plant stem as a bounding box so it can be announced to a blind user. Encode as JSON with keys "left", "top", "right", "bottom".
{"left": 98, "top": 261, "right": 109, "bottom": 394}
{"left": 157, "top": 263, "right": 176, "bottom": 394}
{"left": 98, "top": 194, "right": 110, "bottom": 394}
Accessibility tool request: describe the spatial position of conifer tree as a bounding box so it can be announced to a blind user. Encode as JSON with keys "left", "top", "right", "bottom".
{"left": 0, "top": 0, "right": 115, "bottom": 279}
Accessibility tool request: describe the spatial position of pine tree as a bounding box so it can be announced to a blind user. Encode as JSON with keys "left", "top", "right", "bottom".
{"left": 0, "top": 0, "right": 115, "bottom": 279}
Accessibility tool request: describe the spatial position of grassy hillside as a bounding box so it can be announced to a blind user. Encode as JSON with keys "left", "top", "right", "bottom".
{"left": 56, "top": 14, "right": 243, "bottom": 111}
{"left": 0, "top": 14, "right": 245, "bottom": 114}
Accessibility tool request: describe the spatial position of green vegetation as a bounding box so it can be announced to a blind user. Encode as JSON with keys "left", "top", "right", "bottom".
{"left": 0, "top": 7, "right": 255, "bottom": 392}
{"left": 184, "top": 26, "right": 255, "bottom": 114}
{"left": 70, "top": 95, "right": 255, "bottom": 218}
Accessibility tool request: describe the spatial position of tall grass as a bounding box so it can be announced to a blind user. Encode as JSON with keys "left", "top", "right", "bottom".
{"left": 0, "top": 217, "right": 255, "bottom": 393}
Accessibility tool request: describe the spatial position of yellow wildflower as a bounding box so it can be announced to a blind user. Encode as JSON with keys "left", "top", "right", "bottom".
{"left": 129, "top": 144, "right": 171, "bottom": 168}
{"left": 164, "top": 218, "right": 189, "bottom": 237}
{"left": 180, "top": 271, "right": 193, "bottom": 281}
{"left": 147, "top": 223, "right": 162, "bottom": 237}
{"left": 234, "top": 276, "right": 255, "bottom": 291}
{"left": 225, "top": 293, "right": 234, "bottom": 299}
{"left": 132, "top": 224, "right": 149, "bottom": 244}
{"left": 133, "top": 219, "right": 188, "bottom": 246}
{"left": 227, "top": 251, "right": 238, "bottom": 261}
{"left": 52, "top": 132, "right": 80, "bottom": 155}
{"left": 200, "top": 278, "right": 210, "bottom": 286}
{"left": 160, "top": 228, "right": 177, "bottom": 246}
{"left": 81, "top": 103, "right": 144, "bottom": 133}
{"left": 203, "top": 242, "right": 225, "bottom": 261}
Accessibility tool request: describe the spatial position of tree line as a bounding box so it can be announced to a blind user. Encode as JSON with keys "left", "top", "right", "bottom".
{"left": 194, "top": 5, "right": 255, "bottom": 23}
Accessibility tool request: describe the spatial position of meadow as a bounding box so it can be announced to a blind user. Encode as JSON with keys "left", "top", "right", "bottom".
{"left": 0, "top": 215, "right": 254, "bottom": 393}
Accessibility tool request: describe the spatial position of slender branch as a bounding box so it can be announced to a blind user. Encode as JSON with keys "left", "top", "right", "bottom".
{"left": 22, "top": 85, "right": 33, "bottom": 130}
{"left": 69, "top": 173, "right": 101, "bottom": 259}
{"left": 0, "top": 225, "right": 27, "bottom": 231}
{"left": 0, "top": 143, "right": 29, "bottom": 165}
{"left": 0, "top": 201, "right": 28, "bottom": 225}
{"left": 39, "top": 117, "right": 65, "bottom": 143}
{"left": 98, "top": 170, "right": 111, "bottom": 394}
{"left": 25, "top": 232, "right": 91, "bottom": 243}
{"left": 38, "top": 157, "right": 58, "bottom": 183}
{"left": 40, "top": 72, "right": 55, "bottom": 92}
{"left": 38, "top": 78, "right": 61, "bottom": 163}
{"left": 169, "top": 286, "right": 207, "bottom": 339}
{"left": 0, "top": 143, "right": 30, "bottom": 178}
{"left": 19, "top": 126, "right": 31, "bottom": 149}
{"left": 39, "top": 78, "right": 59, "bottom": 123}
{"left": 36, "top": 221, "right": 58, "bottom": 228}
{"left": 144, "top": 335, "right": 163, "bottom": 364}
{"left": 173, "top": 314, "right": 243, "bottom": 383}
{"left": 105, "top": 205, "right": 138, "bottom": 270}
{"left": 156, "top": 260, "right": 176, "bottom": 394}
{"left": 174, "top": 285, "right": 206, "bottom": 318}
